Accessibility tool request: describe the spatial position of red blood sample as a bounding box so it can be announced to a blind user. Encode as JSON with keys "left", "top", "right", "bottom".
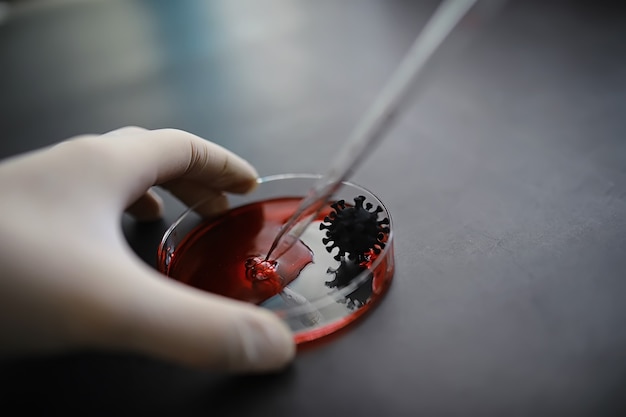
{"left": 163, "top": 198, "right": 317, "bottom": 304}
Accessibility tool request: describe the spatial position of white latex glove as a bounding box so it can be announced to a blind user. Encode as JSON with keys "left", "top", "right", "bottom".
{"left": 0, "top": 127, "right": 295, "bottom": 372}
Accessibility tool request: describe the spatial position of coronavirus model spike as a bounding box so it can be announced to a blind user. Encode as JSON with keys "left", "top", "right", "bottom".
{"left": 325, "top": 259, "right": 373, "bottom": 310}
{"left": 319, "top": 195, "right": 390, "bottom": 263}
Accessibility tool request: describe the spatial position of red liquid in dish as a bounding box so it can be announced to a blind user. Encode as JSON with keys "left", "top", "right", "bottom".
{"left": 161, "top": 198, "right": 317, "bottom": 303}
{"left": 158, "top": 197, "right": 394, "bottom": 345}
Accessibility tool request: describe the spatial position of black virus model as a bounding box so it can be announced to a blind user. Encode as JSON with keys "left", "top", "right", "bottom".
{"left": 325, "top": 259, "right": 373, "bottom": 310}
{"left": 320, "top": 195, "right": 390, "bottom": 309}
{"left": 320, "top": 195, "right": 390, "bottom": 263}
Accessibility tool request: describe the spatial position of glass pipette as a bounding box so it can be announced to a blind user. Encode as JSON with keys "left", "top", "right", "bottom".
{"left": 265, "top": 0, "right": 479, "bottom": 261}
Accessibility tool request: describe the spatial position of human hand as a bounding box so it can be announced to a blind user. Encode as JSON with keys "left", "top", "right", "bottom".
{"left": 0, "top": 127, "right": 295, "bottom": 372}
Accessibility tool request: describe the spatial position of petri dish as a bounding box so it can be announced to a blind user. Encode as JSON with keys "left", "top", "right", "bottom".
{"left": 157, "top": 174, "right": 394, "bottom": 346}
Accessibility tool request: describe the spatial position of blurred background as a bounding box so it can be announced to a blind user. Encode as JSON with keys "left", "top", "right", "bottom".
{"left": 0, "top": 0, "right": 435, "bottom": 157}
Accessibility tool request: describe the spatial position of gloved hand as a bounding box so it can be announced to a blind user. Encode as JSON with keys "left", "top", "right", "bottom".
{"left": 0, "top": 127, "right": 295, "bottom": 372}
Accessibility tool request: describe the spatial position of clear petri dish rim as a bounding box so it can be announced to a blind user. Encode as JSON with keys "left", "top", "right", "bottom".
{"left": 157, "top": 173, "right": 394, "bottom": 321}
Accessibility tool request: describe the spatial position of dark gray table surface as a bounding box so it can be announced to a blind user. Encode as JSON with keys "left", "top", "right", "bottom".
{"left": 1, "top": 0, "right": 625, "bottom": 415}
